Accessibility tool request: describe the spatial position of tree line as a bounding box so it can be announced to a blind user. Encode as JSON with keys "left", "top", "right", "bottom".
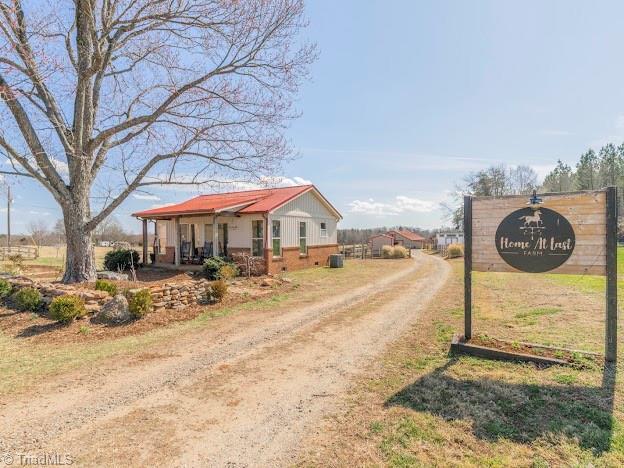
{"left": 446, "top": 142, "right": 624, "bottom": 228}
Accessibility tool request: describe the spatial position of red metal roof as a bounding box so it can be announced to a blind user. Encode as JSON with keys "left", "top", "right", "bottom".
{"left": 132, "top": 185, "right": 341, "bottom": 218}
{"left": 388, "top": 230, "right": 425, "bottom": 241}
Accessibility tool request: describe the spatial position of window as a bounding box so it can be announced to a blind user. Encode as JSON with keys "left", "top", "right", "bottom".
{"left": 252, "top": 220, "right": 264, "bottom": 257}
{"left": 272, "top": 220, "right": 281, "bottom": 257}
{"left": 320, "top": 221, "right": 328, "bottom": 238}
{"left": 299, "top": 221, "right": 307, "bottom": 254}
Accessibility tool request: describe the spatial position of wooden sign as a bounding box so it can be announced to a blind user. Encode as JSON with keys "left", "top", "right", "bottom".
{"left": 463, "top": 187, "right": 618, "bottom": 362}
{"left": 472, "top": 190, "right": 606, "bottom": 275}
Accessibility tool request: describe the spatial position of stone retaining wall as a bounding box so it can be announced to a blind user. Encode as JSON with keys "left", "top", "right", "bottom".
{"left": 5, "top": 276, "right": 211, "bottom": 315}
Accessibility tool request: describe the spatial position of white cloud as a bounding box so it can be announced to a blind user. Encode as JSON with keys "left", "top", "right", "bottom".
{"left": 349, "top": 195, "right": 437, "bottom": 216}
{"left": 28, "top": 210, "right": 51, "bottom": 216}
{"left": 50, "top": 158, "right": 69, "bottom": 174}
{"left": 148, "top": 175, "right": 312, "bottom": 193}
{"left": 132, "top": 193, "right": 161, "bottom": 201}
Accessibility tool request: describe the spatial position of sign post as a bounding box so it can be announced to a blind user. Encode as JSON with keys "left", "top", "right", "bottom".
{"left": 462, "top": 188, "right": 618, "bottom": 363}
{"left": 463, "top": 195, "right": 472, "bottom": 340}
{"left": 606, "top": 186, "right": 618, "bottom": 362}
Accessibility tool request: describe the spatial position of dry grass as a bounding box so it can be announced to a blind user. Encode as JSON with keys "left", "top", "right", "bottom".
{"left": 0, "top": 258, "right": 413, "bottom": 397}
{"left": 298, "top": 259, "right": 624, "bottom": 467}
{"left": 23, "top": 245, "right": 114, "bottom": 269}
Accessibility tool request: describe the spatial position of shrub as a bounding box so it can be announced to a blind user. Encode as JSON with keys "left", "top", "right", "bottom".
{"left": 12, "top": 287, "right": 42, "bottom": 311}
{"left": 447, "top": 243, "right": 464, "bottom": 259}
{"left": 4, "top": 254, "right": 24, "bottom": 275}
{"left": 381, "top": 245, "right": 394, "bottom": 259}
{"left": 49, "top": 295, "right": 86, "bottom": 323}
{"left": 218, "top": 263, "right": 239, "bottom": 280}
{"left": 210, "top": 280, "right": 228, "bottom": 301}
{"left": 202, "top": 257, "right": 237, "bottom": 280}
{"left": 392, "top": 245, "right": 409, "bottom": 258}
{"left": 382, "top": 245, "right": 409, "bottom": 259}
{"left": 103, "top": 249, "right": 140, "bottom": 271}
{"left": 0, "top": 279, "right": 12, "bottom": 298}
{"left": 127, "top": 289, "right": 152, "bottom": 319}
{"left": 95, "top": 279, "right": 118, "bottom": 296}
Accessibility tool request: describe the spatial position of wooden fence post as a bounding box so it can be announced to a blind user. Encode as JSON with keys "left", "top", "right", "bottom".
{"left": 464, "top": 195, "right": 473, "bottom": 340}
{"left": 606, "top": 186, "right": 618, "bottom": 362}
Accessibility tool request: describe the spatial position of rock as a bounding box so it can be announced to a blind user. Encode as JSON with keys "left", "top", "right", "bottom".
{"left": 260, "top": 278, "right": 275, "bottom": 287}
{"left": 96, "top": 294, "right": 131, "bottom": 323}
{"left": 281, "top": 277, "right": 293, "bottom": 284}
{"left": 97, "top": 271, "right": 129, "bottom": 281}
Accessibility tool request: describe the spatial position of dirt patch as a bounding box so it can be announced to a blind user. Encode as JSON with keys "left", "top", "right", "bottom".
{"left": 0, "top": 277, "right": 295, "bottom": 345}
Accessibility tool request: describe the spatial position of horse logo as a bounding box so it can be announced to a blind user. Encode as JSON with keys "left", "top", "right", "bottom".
{"left": 518, "top": 210, "right": 542, "bottom": 228}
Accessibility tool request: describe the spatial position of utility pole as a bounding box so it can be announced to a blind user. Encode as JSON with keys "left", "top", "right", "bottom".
{"left": 6, "top": 185, "right": 11, "bottom": 249}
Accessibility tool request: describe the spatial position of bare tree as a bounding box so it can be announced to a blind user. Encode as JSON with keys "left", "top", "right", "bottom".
{"left": 0, "top": 0, "right": 314, "bottom": 282}
{"left": 508, "top": 165, "right": 537, "bottom": 195}
{"left": 27, "top": 219, "right": 48, "bottom": 254}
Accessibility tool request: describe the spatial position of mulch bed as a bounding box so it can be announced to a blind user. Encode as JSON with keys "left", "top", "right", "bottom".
{"left": 467, "top": 334, "right": 602, "bottom": 367}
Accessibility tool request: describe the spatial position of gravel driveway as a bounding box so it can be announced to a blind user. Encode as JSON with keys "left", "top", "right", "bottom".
{"left": 1, "top": 252, "right": 449, "bottom": 467}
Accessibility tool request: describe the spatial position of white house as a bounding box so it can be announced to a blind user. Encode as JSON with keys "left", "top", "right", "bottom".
{"left": 436, "top": 231, "right": 464, "bottom": 247}
{"left": 133, "top": 185, "right": 342, "bottom": 274}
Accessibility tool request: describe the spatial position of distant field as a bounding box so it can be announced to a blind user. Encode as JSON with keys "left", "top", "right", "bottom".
{"left": 23, "top": 245, "right": 114, "bottom": 270}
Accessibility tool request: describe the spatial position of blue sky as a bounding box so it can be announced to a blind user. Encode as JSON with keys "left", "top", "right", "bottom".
{"left": 6, "top": 0, "right": 624, "bottom": 233}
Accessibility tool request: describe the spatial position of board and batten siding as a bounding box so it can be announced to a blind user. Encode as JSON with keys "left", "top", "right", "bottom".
{"left": 472, "top": 191, "right": 607, "bottom": 275}
{"left": 270, "top": 190, "right": 339, "bottom": 249}
{"left": 156, "top": 214, "right": 264, "bottom": 250}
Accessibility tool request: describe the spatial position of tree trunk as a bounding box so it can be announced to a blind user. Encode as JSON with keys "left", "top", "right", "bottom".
{"left": 62, "top": 204, "right": 96, "bottom": 283}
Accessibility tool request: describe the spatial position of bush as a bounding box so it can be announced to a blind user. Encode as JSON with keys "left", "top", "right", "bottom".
{"left": 202, "top": 257, "right": 238, "bottom": 280}
{"left": 392, "top": 245, "right": 409, "bottom": 258}
{"left": 447, "top": 243, "right": 464, "bottom": 259}
{"left": 49, "top": 295, "right": 86, "bottom": 323}
{"left": 95, "top": 279, "right": 118, "bottom": 296}
{"left": 218, "top": 263, "right": 239, "bottom": 280}
{"left": 12, "top": 287, "right": 42, "bottom": 311}
{"left": 210, "top": 280, "right": 228, "bottom": 302}
{"left": 381, "top": 245, "right": 394, "bottom": 259}
{"left": 382, "top": 245, "right": 409, "bottom": 259}
{"left": 103, "top": 249, "right": 140, "bottom": 271}
{"left": 127, "top": 289, "right": 152, "bottom": 319}
{"left": 0, "top": 279, "right": 12, "bottom": 298}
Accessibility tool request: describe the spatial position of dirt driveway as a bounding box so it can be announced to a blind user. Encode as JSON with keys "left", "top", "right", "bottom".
{"left": 1, "top": 252, "right": 449, "bottom": 467}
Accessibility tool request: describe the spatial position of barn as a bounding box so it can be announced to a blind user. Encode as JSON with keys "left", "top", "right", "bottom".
{"left": 387, "top": 230, "right": 425, "bottom": 249}
{"left": 368, "top": 233, "right": 394, "bottom": 255}
{"left": 133, "top": 185, "right": 342, "bottom": 274}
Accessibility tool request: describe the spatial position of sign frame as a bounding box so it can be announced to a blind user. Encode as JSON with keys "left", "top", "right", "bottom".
{"left": 463, "top": 187, "right": 618, "bottom": 362}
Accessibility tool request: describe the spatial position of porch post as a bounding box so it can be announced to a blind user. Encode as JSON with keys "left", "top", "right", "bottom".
{"left": 174, "top": 216, "right": 181, "bottom": 266}
{"left": 212, "top": 214, "right": 219, "bottom": 257}
{"left": 142, "top": 218, "right": 148, "bottom": 265}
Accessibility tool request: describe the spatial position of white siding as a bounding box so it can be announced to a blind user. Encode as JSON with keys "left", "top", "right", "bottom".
{"left": 157, "top": 215, "right": 264, "bottom": 250}
{"left": 270, "top": 190, "right": 339, "bottom": 248}
{"left": 155, "top": 189, "right": 340, "bottom": 253}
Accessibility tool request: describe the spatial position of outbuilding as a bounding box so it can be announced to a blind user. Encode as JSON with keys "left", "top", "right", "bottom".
{"left": 387, "top": 230, "right": 425, "bottom": 249}
{"left": 368, "top": 233, "right": 394, "bottom": 255}
{"left": 133, "top": 185, "right": 342, "bottom": 274}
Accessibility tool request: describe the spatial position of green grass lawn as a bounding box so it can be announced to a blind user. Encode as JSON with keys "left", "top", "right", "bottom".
{"left": 547, "top": 245, "right": 624, "bottom": 296}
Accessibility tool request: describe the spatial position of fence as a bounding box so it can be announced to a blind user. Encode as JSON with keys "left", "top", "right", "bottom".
{"left": 0, "top": 245, "right": 38, "bottom": 260}
{"left": 339, "top": 244, "right": 413, "bottom": 259}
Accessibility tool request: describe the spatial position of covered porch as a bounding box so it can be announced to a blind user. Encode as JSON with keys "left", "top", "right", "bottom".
{"left": 137, "top": 211, "right": 266, "bottom": 267}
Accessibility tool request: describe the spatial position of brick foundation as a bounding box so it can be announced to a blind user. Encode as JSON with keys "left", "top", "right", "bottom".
{"left": 266, "top": 244, "right": 339, "bottom": 275}
{"left": 156, "top": 246, "right": 175, "bottom": 264}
